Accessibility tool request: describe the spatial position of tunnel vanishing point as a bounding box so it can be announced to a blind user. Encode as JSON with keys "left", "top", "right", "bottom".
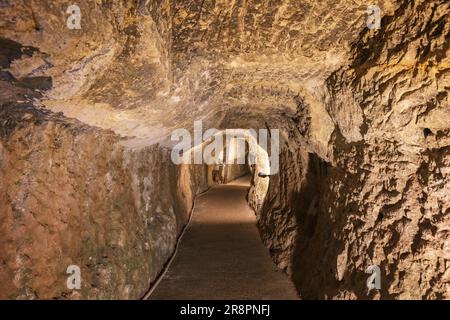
{"left": 0, "top": 0, "right": 449, "bottom": 300}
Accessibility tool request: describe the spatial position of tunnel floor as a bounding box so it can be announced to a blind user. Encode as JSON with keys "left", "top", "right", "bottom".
{"left": 148, "top": 176, "right": 299, "bottom": 300}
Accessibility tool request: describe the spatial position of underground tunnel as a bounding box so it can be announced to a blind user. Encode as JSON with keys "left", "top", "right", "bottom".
{"left": 0, "top": 0, "right": 449, "bottom": 301}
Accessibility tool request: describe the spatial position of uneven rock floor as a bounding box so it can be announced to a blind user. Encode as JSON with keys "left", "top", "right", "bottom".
{"left": 149, "top": 176, "right": 298, "bottom": 300}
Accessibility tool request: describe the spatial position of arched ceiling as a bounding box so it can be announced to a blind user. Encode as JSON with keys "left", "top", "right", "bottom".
{"left": 0, "top": 0, "right": 399, "bottom": 145}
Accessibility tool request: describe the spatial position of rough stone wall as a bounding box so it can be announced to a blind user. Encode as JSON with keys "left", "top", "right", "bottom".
{"left": 0, "top": 104, "right": 208, "bottom": 299}
{"left": 0, "top": 1, "right": 213, "bottom": 299}
{"left": 1, "top": 0, "right": 448, "bottom": 300}
{"left": 257, "top": 0, "right": 450, "bottom": 299}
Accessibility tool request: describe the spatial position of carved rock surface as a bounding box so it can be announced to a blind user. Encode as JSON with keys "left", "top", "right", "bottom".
{"left": 0, "top": 0, "right": 449, "bottom": 299}
{"left": 256, "top": 0, "right": 450, "bottom": 299}
{"left": 0, "top": 104, "right": 208, "bottom": 299}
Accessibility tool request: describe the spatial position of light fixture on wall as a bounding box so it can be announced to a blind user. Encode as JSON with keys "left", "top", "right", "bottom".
{"left": 258, "top": 172, "right": 271, "bottom": 178}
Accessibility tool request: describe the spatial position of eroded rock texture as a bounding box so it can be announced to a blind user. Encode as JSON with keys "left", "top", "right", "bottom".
{"left": 0, "top": 1, "right": 207, "bottom": 299}
{"left": 257, "top": 0, "right": 450, "bottom": 299}
{"left": 0, "top": 104, "right": 207, "bottom": 299}
{"left": 0, "top": 0, "right": 449, "bottom": 299}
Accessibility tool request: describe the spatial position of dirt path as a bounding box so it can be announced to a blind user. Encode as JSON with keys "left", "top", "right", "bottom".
{"left": 149, "top": 176, "right": 299, "bottom": 300}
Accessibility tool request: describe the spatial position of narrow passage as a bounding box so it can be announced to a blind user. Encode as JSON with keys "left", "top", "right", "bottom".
{"left": 150, "top": 176, "right": 299, "bottom": 300}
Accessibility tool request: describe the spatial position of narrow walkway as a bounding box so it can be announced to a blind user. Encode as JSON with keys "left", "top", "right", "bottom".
{"left": 149, "top": 176, "right": 298, "bottom": 300}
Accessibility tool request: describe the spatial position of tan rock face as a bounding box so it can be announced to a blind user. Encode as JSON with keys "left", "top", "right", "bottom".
{"left": 0, "top": 0, "right": 449, "bottom": 299}
{"left": 256, "top": 0, "right": 450, "bottom": 299}
{"left": 0, "top": 104, "right": 208, "bottom": 299}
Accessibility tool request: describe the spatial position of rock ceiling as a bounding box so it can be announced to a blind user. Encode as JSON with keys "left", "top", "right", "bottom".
{"left": 1, "top": 0, "right": 398, "bottom": 145}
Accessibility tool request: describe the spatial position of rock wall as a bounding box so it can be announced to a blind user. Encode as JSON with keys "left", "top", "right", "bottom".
{"left": 0, "top": 0, "right": 214, "bottom": 300}
{"left": 0, "top": 104, "right": 208, "bottom": 299}
{"left": 1, "top": 0, "right": 448, "bottom": 300}
{"left": 257, "top": 0, "right": 450, "bottom": 299}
